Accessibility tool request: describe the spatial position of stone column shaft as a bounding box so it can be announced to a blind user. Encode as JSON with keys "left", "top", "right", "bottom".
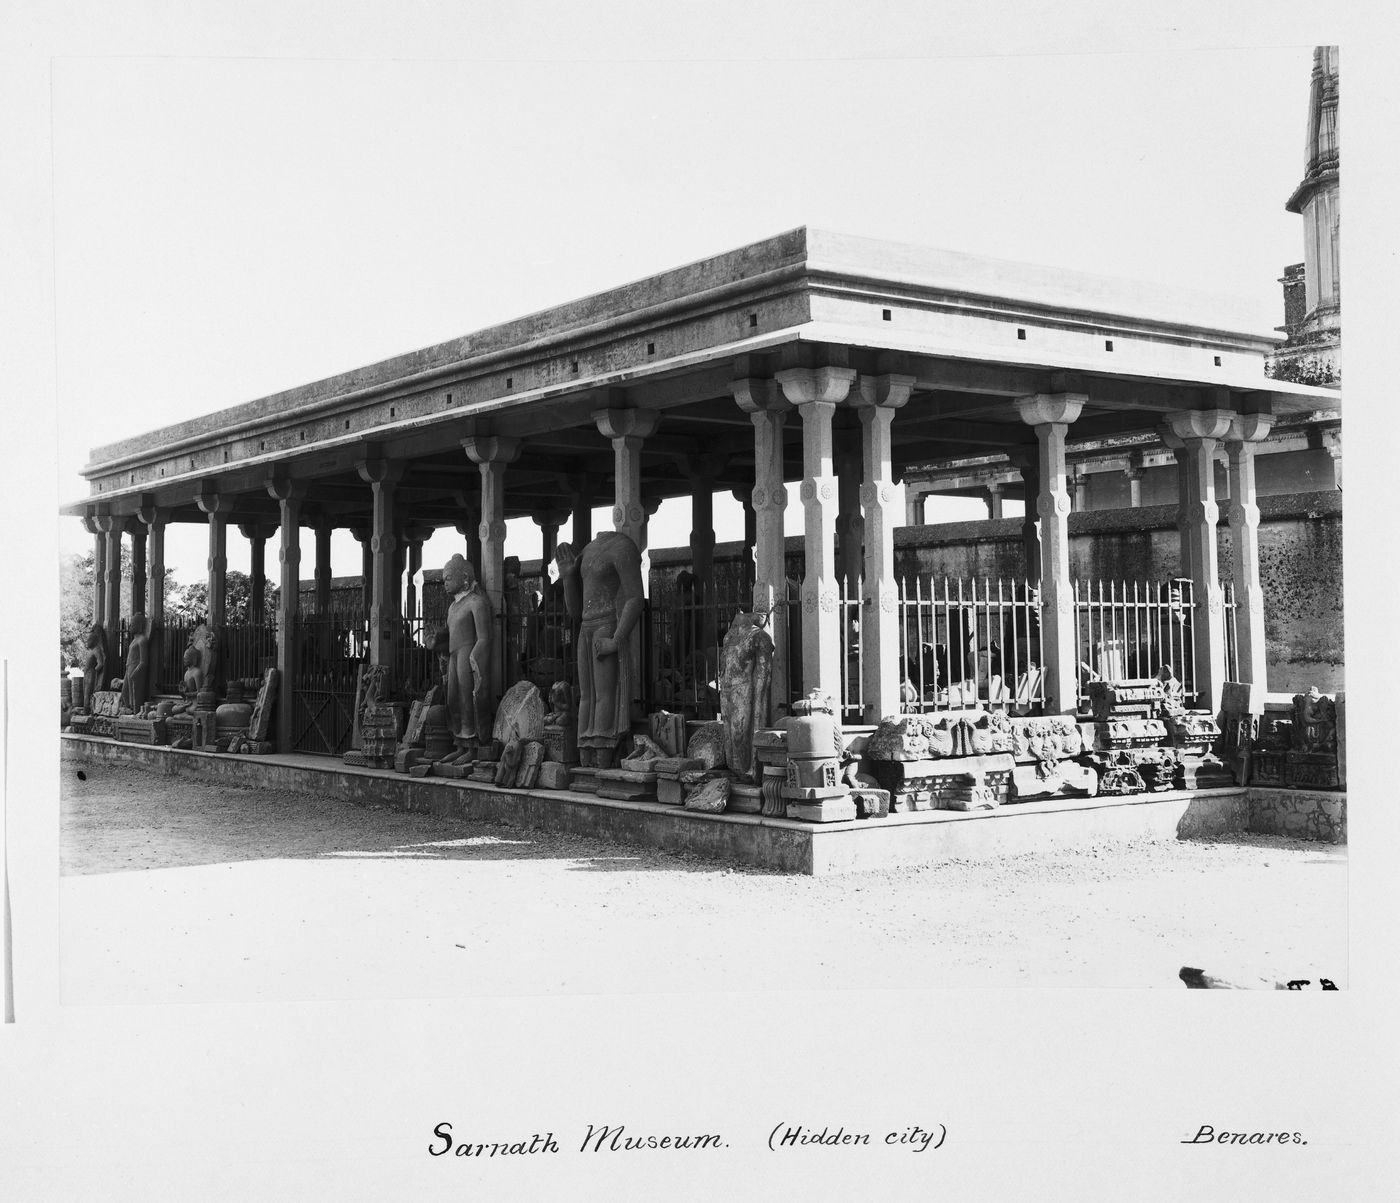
{"left": 855, "top": 374, "right": 914, "bottom": 721}
{"left": 834, "top": 425, "right": 863, "bottom": 589}
{"left": 733, "top": 383, "right": 791, "bottom": 711}
{"left": 356, "top": 458, "right": 405, "bottom": 669}
{"left": 314, "top": 521, "right": 333, "bottom": 615}
{"left": 129, "top": 524, "right": 148, "bottom": 617}
{"left": 594, "top": 409, "right": 660, "bottom": 551}
{"left": 463, "top": 436, "right": 522, "bottom": 702}
{"left": 248, "top": 535, "right": 267, "bottom": 624}
{"left": 86, "top": 519, "right": 107, "bottom": 628}
{"left": 1225, "top": 415, "right": 1273, "bottom": 689}
{"left": 777, "top": 366, "right": 857, "bottom": 706}
{"left": 268, "top": 478, "right": 305, "bottom": 753}
{"left": 986, "top": 483, "right": 1004, "bottom": 521}
{"left": 1015, "top": 395, "right": 1085, "bottom": 715}
{"left": 1166, "top": 410, "right": 1234, "bottom": 712}
{"left": 138, "top": 506, "right": 166, "bottom": 688}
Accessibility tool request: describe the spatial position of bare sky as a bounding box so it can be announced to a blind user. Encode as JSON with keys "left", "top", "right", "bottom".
{"left": 52, "top": 44, "right": 1315, "bottom": 583}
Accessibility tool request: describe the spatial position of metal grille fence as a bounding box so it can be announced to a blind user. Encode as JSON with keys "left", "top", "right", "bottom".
{"left": 1073, "top": 578, "right": 1197, "bottom": 707}
{"left": 897, "top": 577, "right": 1045, "bottom": 714}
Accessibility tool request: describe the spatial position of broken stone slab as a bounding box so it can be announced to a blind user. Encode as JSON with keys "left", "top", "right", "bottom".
{"left": 683, "top": 775, "right": 731, "bottom": 813}
{"left": 656, "top": 777, "right": 687, "bottom": 806}
{"left": 852, "top": 788, "right": 890, "bottom": 819}
{"left": 570, "top": 767, "right": 600, "bottom": 793}
{"left": 1009, "top": 760, "right": 1099, "bottom": 802}
{"left": 685, "top": 722, "right": 727, "bottom": 770}
{"left": 493, "top": 680, "right": 546, "bottom": 745}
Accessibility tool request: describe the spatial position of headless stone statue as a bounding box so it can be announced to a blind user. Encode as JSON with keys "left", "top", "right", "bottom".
{"left": 120, "top": 614, "right": 150, "bottom": 714}
{"left": 442, "top": 553, "right": 493, "bottom": 762}
{"left": 558, "top": 532, "right": 644, "bottom": 770}
{"left": 81, "top": 623, "right": 107, "bottom": 711}
{"left": 720, "top": 611, "right": 774, "bottom": 785}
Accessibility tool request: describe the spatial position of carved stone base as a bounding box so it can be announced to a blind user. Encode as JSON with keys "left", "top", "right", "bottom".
{"left": 115, "top": 717, "right": 168, "bottom": 745}
{"left": 1009, "top": 761, "right": 1099, "bottom": 802}
{"left": 728, "top": 784, "right": 763, "bottom": 814}
{"left": 1178, "top": 754, "right": 1235, "bottom": 791}
{"left": 786, "top": 796, "right": 858, "bottom": 823}
{"left": 570, "top": 767, "right": 600, "bottom": 794}
{"left": 656, "top": 777, "right": 686, "bottom": 806}
{"left": 469, "top": 763, "right": 498, "bottom": 784}
{"left": 760, "top": 765, "right": 787, "bottom": 818}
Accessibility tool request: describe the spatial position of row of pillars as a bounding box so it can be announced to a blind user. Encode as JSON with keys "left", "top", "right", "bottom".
{"left": 88, "top": 392, "right": 1273, "bottom": 754}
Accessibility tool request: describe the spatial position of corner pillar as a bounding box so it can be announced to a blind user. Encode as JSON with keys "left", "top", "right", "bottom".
{"left": 776, "top": 365, "right": 858, "bottom": 706}
{"left": 312, "top": 517, "right": 333, "bottom": 615}
{"left": 1007, "top": 448, "right": 1042, "bottom": 582}
{"left": 1225, "top": 414, "right": 1274, "bottom": 689}
{"left": 854, "top": 373, "right": 915, "bottom": 722}
{"left": 128, "top": 520, "right": 148, "bottom": 617}
{"left": 1014, "top": 393, "right": 1085, "bottom": 714}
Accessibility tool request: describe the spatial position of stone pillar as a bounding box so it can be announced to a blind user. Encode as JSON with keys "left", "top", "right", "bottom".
{"left": 1007, "top": 448, "right": 1042, "bottom": 582}
{"left": 350, "top": 526, "right": 373, "bottom": 612}
{"left": 137, "top": 502, "right": 166, "bottom": 689}
{"left": 1224, "top": 414, "right": 1274, "bottom": 689}
{"left": 986, "top": 482, "right": 1004, "bottom": 521}
{"left": 904, "top": 485, "right": 926, "bottom": 527}
{"left": 196, "top": 488, "right": 229, "bottom": 630}
{"left": 313, "top": 517, "right": 333, "bottom": 615}
{"left": 533, "top": 508, "right": 568, "bottom": 570}
{"left": 356, "top": 457, "right": 406, "bottom": 669}
{"left": 854, "top": 373, "right": 915, "bottom": 722}
{"left": 401, "top": 524, "right": 432, "bottom": 621}
{"left": 834, "top": 416, "right": 863, "bottom": 590}
{"left": 1158, "top": 427, "right": 1197, "bottom": 578}
{"left": 732, "top": 485, "right": 757, "bottom": 594}
{"left": 462, "top": 435, "right": 521, "bottom": 700}
{"left": 91, "top": 513, "right": 123, "bottom": 666}
{"left": 451, "top": 490, "right": 483, "bottom": 574}
{"left": 776, "top": 365, "right": 858, "bottom": 705}
{"left": 1165, "top": 409, "right": 1235, "bottom": 713}
{"left": 1321, "top": 427, "right": 1341, "bottom": 490}
{"left": 1124, "top": 452, "right": 1145, "bottom": 508}
{"left": 239, "top": 523, "right": 271, "bottom": 624}
{"left": 267, "top": 477, "right": 306, "bottom": 753}
{"left": 560, "top": 471, "right": 599, "bottom": 550}
{"left": 1014, "top": 393, "right": 1085, "bottom": 715}
{"left": 731, "top": 378, "right": 791, "bottom": 712}
{"left": 682, "top": 452, "right": 726, "bottom": 611}
{"left": 128, "top": 520, "right": 148, "bottom": 617}
{"left": 83, "top": 515, "right": 107, "bottom": 629}
{"left": 594, "top": 408, "right": 660, "bottom": 549}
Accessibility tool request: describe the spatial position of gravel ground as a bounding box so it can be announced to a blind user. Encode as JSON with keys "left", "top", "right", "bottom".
{"left": 60, "top": 762, "right": 1348, "bottom": 1001}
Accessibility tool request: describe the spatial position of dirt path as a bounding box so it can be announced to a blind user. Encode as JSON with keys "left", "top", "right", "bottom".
{"left": 59, "top": 762, "right": 1347, "bottom": 1002}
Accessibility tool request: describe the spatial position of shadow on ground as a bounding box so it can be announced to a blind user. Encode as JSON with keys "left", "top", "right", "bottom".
{"left": 60, "top": 763, "right": 763, "bottom": 878}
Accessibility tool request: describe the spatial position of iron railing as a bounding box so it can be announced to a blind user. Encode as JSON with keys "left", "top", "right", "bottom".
{"left": 897, "top": 577, "right": 1045, "bottom": 714}
{"left": 1073, "top": 578, "right": 1197, "bottom": 706}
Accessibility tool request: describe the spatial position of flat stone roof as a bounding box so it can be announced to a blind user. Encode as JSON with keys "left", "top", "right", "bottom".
{"left": 69, "top": 226, "right": 1340, "bottom": 517}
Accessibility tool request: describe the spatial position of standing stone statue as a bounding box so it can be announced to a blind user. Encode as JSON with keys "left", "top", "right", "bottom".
{"left": 442, "top": 553, "right": 493, "bottom": 763}
{"left": 557, "top": 532, "right": 644, "bottom": 770}
{"left": 119, "top": 614, "right": 150, "bottom": 714}
{"left": 720, "top": 611, "right": 774, "bottom": 785}
{"left": 81, "top": 623, "right": 107, "bottom": 711}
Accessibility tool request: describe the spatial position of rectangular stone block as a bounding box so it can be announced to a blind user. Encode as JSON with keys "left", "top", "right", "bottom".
{"left": 468, "top": 764, "right": 497, "bottom": 783}
{"left": 852, "top": 788, "right": 890, "bottom": 819}
{"left": 1009, "top": 760, "right": 1098, "bottom": 802}
{"left": 786, "top": 796, "right": 858, "bottom": 823}
{"left": 1284, "top": 752, "right": 1340, "bottom": 790}
{"left": 1220, "top": 680, "right": 1263, "bottom": 716}
{"left": 1251, "top": 750, "right": 1287, "bottom": 787}
{"left": 409, "top": 763, "right": 435, "bottom": 778}
{"left": 656, "top": 778, "right": 686, "bottom": 806}
{"left": 570, "top": 767, "right": 600, "bottom": 794}
{"left": 537, "top": 762, "right": 572, "bottom": 791}
{"left": 432, "top": 761, "right": 470, "bottom": 779}
{"left": 781, "top": 784, "right": 849, "bottom": 802}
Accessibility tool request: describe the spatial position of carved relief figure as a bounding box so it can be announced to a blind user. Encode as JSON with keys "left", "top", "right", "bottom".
{"left": 442, "top": 553, "right": 493, "bottom": 761}
{"left": 81, "top": 623, "right": 107, "bottom": 711}
{"left": 119, "top": 614, "right": 149, "bottom": 714}
{"left": 719, "top": 611, "right": 774, "bottom": 784}
{"left": 557, "top": 532, "right": 644, "bottom": 770}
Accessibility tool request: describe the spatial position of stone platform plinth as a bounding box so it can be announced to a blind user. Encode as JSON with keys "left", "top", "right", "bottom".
{"left": 63, "top": 734, "right": 1258, "bottom": 875}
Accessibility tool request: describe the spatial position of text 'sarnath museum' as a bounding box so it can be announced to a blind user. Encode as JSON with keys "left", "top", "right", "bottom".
{"left": 60, "top": 53, "right": 1345, "bottom": 873}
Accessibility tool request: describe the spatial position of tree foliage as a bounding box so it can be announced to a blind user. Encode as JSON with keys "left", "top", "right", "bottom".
{"left": 168, "top": 571, "right": 278, "bottom": 625}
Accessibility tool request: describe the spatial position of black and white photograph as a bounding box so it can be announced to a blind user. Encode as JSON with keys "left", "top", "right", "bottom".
{"left": 3, "top": 2, "right": 1396, "bottom": 1198}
